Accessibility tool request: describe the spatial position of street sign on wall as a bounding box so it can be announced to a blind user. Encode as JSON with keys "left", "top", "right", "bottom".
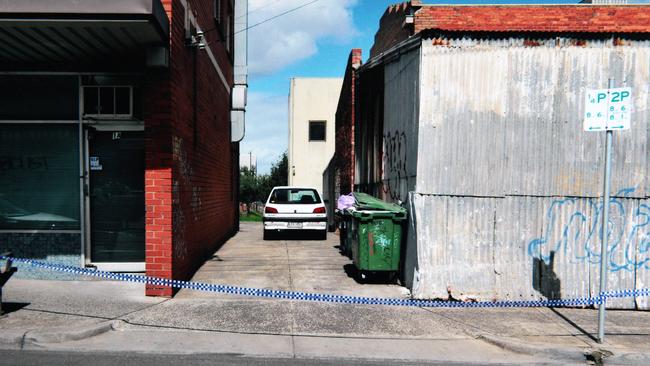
{"left": 584, "top": 87, "right": 632, "bottom": 131}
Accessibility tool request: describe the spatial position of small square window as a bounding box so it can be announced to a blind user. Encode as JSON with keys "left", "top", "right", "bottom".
{"left": 82, "top": 86, "right": 132, "bottom": 118}
{"left": 309, "top": 121, "right": 326, "bottom": 141}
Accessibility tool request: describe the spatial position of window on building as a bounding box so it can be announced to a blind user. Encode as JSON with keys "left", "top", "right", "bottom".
{"left": 226, "top": 3, "right": 233, "bottom": 53}
{"left": 214, "top": 0, "right": 222, "bottom": 23}
{"left": 0, "top": 125, "right": 80, "bottom": 230}
{"left": 0, "top": 75, "right": 78, "bottom": 120}
{"left": 83, "top": 86, "right": 133, "bottom": 118}
{"left": 309, "top": 121, "right": 326, "bottom": 141}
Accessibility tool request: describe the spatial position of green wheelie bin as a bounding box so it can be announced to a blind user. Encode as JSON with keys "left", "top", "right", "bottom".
{"left": 350, "top": 193, "right": 406, "bottom": 281}
{"left": 337, "top": 209, "right": 354, "bottom": 258}
{"left": 340, "top": 209, "right": 352, "bottom": 258}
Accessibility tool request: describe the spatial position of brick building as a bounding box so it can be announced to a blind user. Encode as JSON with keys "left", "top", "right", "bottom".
{"left": 334, "top": 49, "right": 362, "bottom": 197}
{"left": 335, "top": 1, "right": 650, "bottom": 308}
{"left": 0, "top": 0, "right": 248, "bottom": 297}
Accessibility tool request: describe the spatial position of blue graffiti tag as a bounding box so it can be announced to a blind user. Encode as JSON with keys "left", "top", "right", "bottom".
{"left": 528, "top": 188, "right": 650, "bottom": 272}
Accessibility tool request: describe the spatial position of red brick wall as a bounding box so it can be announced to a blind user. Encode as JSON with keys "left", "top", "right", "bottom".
{"left": 370, "top": 2, "right": 416, "bottom": 58}
{"left": 145, "top": 0, "right": 237, "bottom": 297}
{"left": 335, "top": 49, "right": 362, "bottom": 196}
{"left": 144, "top": 70, "right": 173, "bottom": 296}
{"left": 414, "top": 5, "right": 650, "bottom": 34}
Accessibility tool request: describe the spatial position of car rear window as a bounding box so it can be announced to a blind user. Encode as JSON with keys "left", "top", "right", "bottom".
{"left": 269, "top": 188, "right": 321, "bottom": 204}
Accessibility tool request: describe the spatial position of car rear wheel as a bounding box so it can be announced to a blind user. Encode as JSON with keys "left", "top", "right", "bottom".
{"left": 263, "top": 229, "right": 272, "bottom": 240}
{"left": 318, "top": 230, "right": 327, "bottom": 240}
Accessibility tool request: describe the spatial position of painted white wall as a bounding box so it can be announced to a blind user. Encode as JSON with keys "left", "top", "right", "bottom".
{"left": 288, "top": 77, "right": 342, "bottom": 193}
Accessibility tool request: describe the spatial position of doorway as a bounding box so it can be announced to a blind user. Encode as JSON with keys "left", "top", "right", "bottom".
{"left": 87, "top": 129, "right": 145, "bottom": 268}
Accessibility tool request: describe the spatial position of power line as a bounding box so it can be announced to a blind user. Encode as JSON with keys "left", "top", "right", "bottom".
{"left": 203, "top": 0, "right": 322, "bottom": 38}
{"left": 236, "top": 0, "right": 281, "bottom": 20}
{"left": 236, "top": 0, "right": 321, "bottom": 35}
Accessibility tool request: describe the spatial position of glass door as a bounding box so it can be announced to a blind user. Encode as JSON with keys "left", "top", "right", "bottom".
{"left": 88, "top": 130, "right": 144, "bottom": 263}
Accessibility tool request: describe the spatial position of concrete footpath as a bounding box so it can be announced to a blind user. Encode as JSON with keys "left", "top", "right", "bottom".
{"left": 1, "top": 223, "right": 650, "bottom": 364}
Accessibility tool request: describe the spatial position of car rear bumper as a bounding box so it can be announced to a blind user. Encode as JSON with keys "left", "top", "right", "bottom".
{"left": 263, "top": 218, "right": 327, "bottom": 231}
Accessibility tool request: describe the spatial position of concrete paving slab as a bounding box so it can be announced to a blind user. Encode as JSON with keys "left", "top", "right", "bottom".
{"left": 176, "top": 222, "right": 408, "bottom": 300}
{"left": 0, "top": 329, "right": 25, "bottom": 349}
{"left": 2, "top": 279, "right": 164, "bottom": 319}
{"left": 290, "top": 301, "right": 468, "bottom": 339}
{"left": 29, "top": 327, "right": 295, "bottom": 358}
{"left": 428, "top": 308, "right": 579, "bottom": 338}
{"left": 292, "top": 337, "right": 542, "bottom": 364}
{"left": 0, "top": 310, "right": 103, "bottom": 332}
{"left": 15, "top": 324, "right": 565, "bottom": 365}
{"left": 122, "top": 298, "right": 294, "bottom": 335}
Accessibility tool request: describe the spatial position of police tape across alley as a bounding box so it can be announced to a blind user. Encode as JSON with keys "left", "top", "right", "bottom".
{"left": 2, "top": 255, "right": 649, "bottom": 309}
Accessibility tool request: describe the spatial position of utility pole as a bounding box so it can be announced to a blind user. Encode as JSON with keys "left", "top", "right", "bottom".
{"left": 249, "top": 151, "right": 253, "bottom": 176}
{"left": 597, "top": 78, "right": 614, "bottom": 343}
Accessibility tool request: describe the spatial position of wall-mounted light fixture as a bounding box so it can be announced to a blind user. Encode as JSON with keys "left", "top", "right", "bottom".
{"left": 187, "top": 30, "right": 206, "bottom": 49}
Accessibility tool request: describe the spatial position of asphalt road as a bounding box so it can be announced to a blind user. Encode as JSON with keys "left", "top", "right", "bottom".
{"left": 0, "top": 350, "right": 473, "bottom": 366}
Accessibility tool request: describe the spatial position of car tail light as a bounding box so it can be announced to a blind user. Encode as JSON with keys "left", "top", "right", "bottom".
{"left": 265, "top": 206, "right": 278, "bottom": 213}
{"left": 313, "top": 207, "right": 326, "bottom": 214}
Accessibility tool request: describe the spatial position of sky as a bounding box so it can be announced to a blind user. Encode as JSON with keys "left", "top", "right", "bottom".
{"left": 239, "top": 0, "right": 639, "bottom": 174}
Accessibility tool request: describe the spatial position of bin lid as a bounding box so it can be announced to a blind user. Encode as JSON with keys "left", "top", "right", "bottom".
{"left": 350, "top": 209, "right": 407, "bottom": 220}
{"left": 352, "top": 192, "right": 406, "bottom": 214}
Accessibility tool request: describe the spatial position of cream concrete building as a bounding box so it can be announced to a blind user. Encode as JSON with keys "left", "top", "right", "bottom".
{"left": 288, "top": 77, "right": 342, "bottom": 193}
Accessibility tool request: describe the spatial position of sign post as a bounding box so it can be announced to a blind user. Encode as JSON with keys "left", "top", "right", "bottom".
{"left": 584, "top": 79, "right": 632, "bottom": 344}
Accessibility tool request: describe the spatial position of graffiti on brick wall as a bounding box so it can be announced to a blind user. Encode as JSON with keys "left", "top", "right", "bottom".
{"left": 174, "top": 136, "right": 193, "bottom": 181}
{"left": 174, "top": 136, "right": 202, "bottom": 222}
{"left": 191, "top": 186, "right": 202, "bottom": 222}
{"left": 382, "top": 130, "right": 408, "bottom": 202}
{"left": 172, "top": 137, "right": 190, "bottom": 260}
{"left": 528, "top": 188, "right": 650, "bottom": 273}
{"left": 172, "top": 180, "right": 187, "bottom": 260}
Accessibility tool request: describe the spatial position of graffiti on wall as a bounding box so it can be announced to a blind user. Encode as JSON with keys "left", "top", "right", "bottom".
{"left": 172, "top": 180, "right": 187, "bottom": 261}
{"left": 172, "top": 137, "right": 190, "bottom": 260}
{"left": 0, "top": 156, "right": 49, "bottom": 170}
{"left": 382, "top": 130, "right": 408, "bottom": 202}
{"left": 528, "top": 188, "right": 650, "bottom": 273}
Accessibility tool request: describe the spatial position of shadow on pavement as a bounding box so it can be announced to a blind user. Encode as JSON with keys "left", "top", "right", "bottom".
{"left": 549, "top": 307, "right": 598, "bottom": 342}
{"left": 1, "top": 302, "right": 29, "bottom": 315}
{"left": 343, "top": 264, "right": 396, "bottom": 285}
{"left": 264, "top": 231, "right": 327, "bottom": 241}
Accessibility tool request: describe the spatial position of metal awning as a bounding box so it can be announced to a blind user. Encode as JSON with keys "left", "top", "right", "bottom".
{"left": 0, "top": 0, "right": 169, "bottom": 71}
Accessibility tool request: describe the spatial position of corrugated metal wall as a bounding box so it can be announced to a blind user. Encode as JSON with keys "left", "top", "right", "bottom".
{"left": 405, "top": 36, "right": 650, "bottom": 308}
{"left": 382, "top": 48, "right": 421, "bottom": 288}
{"left": 382, "top": 48, "right": 421, "bottom": 203}
{"left": 417, "top": 37, "right": 649, "bottom": 198}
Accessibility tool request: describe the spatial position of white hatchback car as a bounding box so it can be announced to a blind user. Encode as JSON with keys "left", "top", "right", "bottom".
{"left": 263, "top": 186, "right": 327, "bottom": 240}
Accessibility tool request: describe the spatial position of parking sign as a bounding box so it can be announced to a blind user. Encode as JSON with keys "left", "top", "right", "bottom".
{"left": 584, "top": 87, "right": 632, "bottom": 131}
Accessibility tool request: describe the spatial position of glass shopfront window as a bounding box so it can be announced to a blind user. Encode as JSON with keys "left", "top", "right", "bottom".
{"left": 0, "top": 125, "right": 80, "bottom": 230}
{"left": 0, "top": 75, "right": 78, "bottom": 120}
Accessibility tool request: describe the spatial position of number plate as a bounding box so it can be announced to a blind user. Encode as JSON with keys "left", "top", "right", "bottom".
{"left": 287, "top": 222, "right": 303, "bottom": 229}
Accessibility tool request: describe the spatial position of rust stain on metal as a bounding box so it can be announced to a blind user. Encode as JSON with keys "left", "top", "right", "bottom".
{"left": 613, "top": 38, "right": 627, "bottom": 47}
{"left": 431, "top": 38, "right": 450, "bottom": 46}
{"left": 524, "top": 39, "right": 541, "bottom": 47}
{"left": 571, "top": 39, "right": 587, "bottom": 47}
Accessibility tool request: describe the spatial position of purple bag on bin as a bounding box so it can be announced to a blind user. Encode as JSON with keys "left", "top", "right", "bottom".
{"left": 337, "top": 193, "right": 355, "bottom": 210}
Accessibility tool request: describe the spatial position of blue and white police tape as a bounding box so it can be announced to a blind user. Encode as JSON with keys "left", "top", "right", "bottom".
{"left": 1, "top": 255, "right": 647, "bottom": 309}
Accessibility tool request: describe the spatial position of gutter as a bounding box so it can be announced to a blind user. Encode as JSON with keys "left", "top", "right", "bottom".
{"left": 359, "top": 35, "right": 422, "bottom": 73}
